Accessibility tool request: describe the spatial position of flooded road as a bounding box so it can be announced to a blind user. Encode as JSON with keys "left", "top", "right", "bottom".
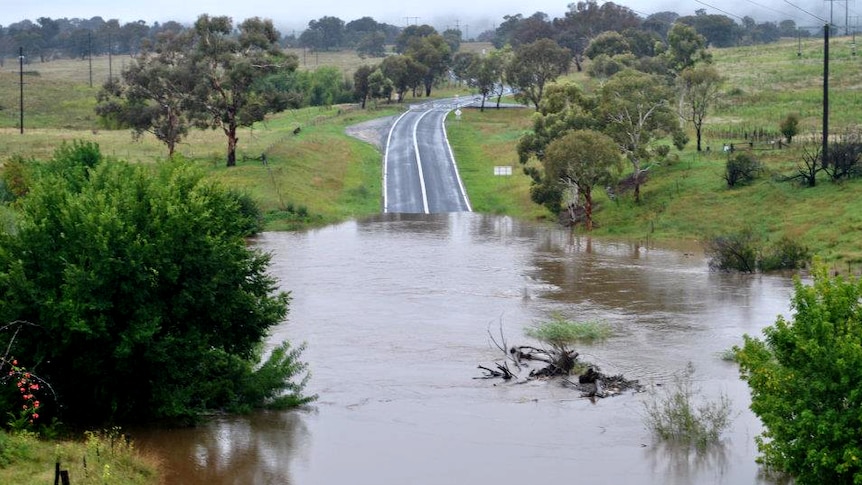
{"left": 136, "top": 213, "right": 795, "bottom": 484}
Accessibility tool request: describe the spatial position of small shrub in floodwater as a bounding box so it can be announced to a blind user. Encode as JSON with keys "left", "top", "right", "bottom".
{"left": 642, "top": 362, "right": 733, "bottom": 452}
{"left": 524, "top": 313, "right": 612, "bottom": 349}
{"left": 717, "top": 347, "right": 738, "bottom": 362}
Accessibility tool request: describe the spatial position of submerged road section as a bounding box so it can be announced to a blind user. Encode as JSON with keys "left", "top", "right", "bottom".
{"left": 383, "top": 99, "right": 474, "bottom": 213}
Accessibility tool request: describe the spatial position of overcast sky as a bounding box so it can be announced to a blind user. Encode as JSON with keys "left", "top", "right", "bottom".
{"left": 1, "top": 0, "right": 841, "bottom": 35}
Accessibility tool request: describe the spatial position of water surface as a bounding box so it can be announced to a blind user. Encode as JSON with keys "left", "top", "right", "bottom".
{"left": 137, "top": 213, "right": 794, "bottom": 484}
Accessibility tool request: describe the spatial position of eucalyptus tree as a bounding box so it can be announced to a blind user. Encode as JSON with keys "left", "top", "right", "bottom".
{"left": 299, "top": 16, "right": 345, "bottom": 51}
{"left": 678, "top": 64, "right": 724, "bottom": 151}
{"left": 451, "top": 51, "right": 477, "bottom": 86}
{"left": 95, "top": 28, "right": 194, "bottom": 158}
{"left": 507, "top": 39, "right": 572, "bottom": 110}
{"left": 380, "top": 54, "right": 425, "bottom": 102}
{"left": 186, "top": 15, "right": 298, "bottom": 167}
{"left": 487, "top": 47, "right": 513, "bottom": 108}
{"left": 517, "top": 83, "right": 598, "bottom": 214}
{"left": 666, "top": 23, "right": 712, "bottom": 74}
{"left": 599, "top": 69, "right": 678, "bottom": 202}
{"left": 404, "top": 33, "right": 451, "bottom": 97}
{"left": 467, "top": 54, "right": 505, "bottom": 112}
{"left": 543, "top": 130, "right": 621, "bottom": 229}
{"left": 353, "top": 64, "right": 374, "bottom": 108}
{"left": 394, "top": 24, "right": 437, "bottom": 53}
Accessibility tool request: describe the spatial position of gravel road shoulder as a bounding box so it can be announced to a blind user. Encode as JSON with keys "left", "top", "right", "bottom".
{"left": 344, "top": 115, "right": 397, "bottom": 151}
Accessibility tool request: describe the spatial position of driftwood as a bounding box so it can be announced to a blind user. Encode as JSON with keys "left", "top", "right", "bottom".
{"left": 477, "top": 321, "right": 641, "bottom": 398}
{"left": 565, "top": 368, "right": 642, "bottom": 399}
{"left": 477, "top": 362, "right": 516, "bottom": 380}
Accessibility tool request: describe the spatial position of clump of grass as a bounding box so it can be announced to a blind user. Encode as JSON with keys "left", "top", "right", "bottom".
{"left": 643, "top": 363, "right": 734, "bottom": 452}
{"left": 0, "top": 428, "right": 160, "bottom": 484}
{"left": 524, "top": 313, "right": 613, "bottom": 348}
{"left": 717, "top": 347, "right": 739, "bottom": 362}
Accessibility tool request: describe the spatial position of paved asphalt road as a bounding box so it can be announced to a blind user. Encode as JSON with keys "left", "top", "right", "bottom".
{"left": 383, "top": 99, "right": 475, "bottom": 214}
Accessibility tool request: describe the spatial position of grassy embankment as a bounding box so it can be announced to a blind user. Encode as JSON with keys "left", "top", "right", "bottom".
{"left": 452, "top": 37, "right": 862, "bottom": 270}
{"left": 0, "top": 429, "right": 160, "bottom": 485}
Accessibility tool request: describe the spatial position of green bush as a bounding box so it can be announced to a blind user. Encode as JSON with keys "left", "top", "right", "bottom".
{"left": 724, "top": 153, "right": 762, "bottom": 187}
{"left": 823, "top": 141, "right": 862, "bottom": 181}
{"left": 705, "top": 230, "right": 810, "bottom": 273}
{"left": 737, "top": 265, "right": 862, "bottom": 483}
{"left": 759, "top": 236, "right": 810, "bottom": 271}
{"left": 779, "top": 113, "right": 800, "bottom": 143}
{"left": 0, "top": 143, "right": 312, "bottom": 425}
{"left": 642, "top": 363, "right": 733, "bottom": 452}
{"left": 672, "top": 130, "right": 689, "bottom": 151}
{"left": 0, "top": 431, "right": 35, "bottom": 468}
{"left": 704, "top": 229, "right": 759, "bottom": 272}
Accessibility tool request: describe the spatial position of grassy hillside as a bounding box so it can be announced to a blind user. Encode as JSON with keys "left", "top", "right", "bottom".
{"left": 450, "top": 36, "right": 862, "bottom": 270}
{"left": 1, "top": 38, "right": 860, "bottom": 268}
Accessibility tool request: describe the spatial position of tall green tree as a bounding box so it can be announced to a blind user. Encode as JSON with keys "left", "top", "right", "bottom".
{"left": 517, "top": 82, "right": 595, "bottom": 166}
{"left": 666, "top": 23, "right": 712, "bottom": 74}
{"left": 507, "top": 39, "right": 572, "bottom": 110}
{"left": 95, "top": 29, "right": 194, "bottom": 157}
{"left": 467, "top": 54, "right": 505, "bottom": 112}
{"left": 404, "top": 33, "right": 451, "bottom": 97}
{"left": 487, "top": 47, "right": 514, "bottom": 108}
{"left": 394, "top": 24, "right": 437, "bottom": 53}
{"left": 678, "top": 64, "right": 725, "bottom": 152}
{"left": 187, "top": 15, "right": 298, "bottom": 167}
{"left": 356, "top": 31, "right": 386, "bottom": 58}
{"left": 0, "top": 143, "right": 312, "bottom": 424}
{"left": 381, "top": 55, "right": 425, "bottom": 102}
{"left": 451, "top": 52, "right": 477, "bottom": 86}
{"left": 299, "top": 16, "right": 345, "bottom": 51}
{"left": 599, "top": 69, "right": 678, "bottom": 202}
{"left": 517, "top": 83, "right": 598, "bottom": 214}
{"left": 543, "top": 130, "right": 621, "bottom": 229}
{"left": 737, "top": 265, "right": 862, "bottom": 484}
{"left": 584, "top": 31, "right": 631, "bottom": 59}
{"left": 353, "top": 64, "right": 375, "bottom": 109}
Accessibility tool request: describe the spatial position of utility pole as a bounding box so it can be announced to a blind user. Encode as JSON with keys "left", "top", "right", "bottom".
{"left": 404, "top": 17, "right": 420, "bottom": 27}
{"left": 108, "top": 32, "right": 113, "bottom": 81}
{"left": 19, "top": 47, "right": 24, "bottom": 134}
{"left": 823, "top": 24, "right": 829, "bottom": 166}
{"left": 88, "top": 32, "right": 93, "bottom": 88}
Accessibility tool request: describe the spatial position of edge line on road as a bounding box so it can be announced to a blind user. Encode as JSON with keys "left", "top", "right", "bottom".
{"left": 383, "top": 109, "right": 412, "bottom": 213}
{"left": 412, "top": 109, "right": 431, "bottom": 214}
{"left": 442, "top": 104, "right": 473, "bottom": 212}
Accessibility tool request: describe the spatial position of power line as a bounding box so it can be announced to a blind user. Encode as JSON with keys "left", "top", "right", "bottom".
{"left": 784, "top": 0, "right": 829, "bottom": 23}
{"left": 742, "top": 0, "right": 806, "bottom": 21}
{"left": 693, "top": 0, "right": 746, "bottom": 20}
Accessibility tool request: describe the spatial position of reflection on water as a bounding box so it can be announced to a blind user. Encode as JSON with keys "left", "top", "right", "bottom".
{"left": 135, "top": 213, "right": 795, "bottom": 484}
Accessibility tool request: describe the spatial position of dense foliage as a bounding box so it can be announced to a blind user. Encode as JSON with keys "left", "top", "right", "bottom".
{"left": 724, "top": 153, "right": 762, "bottom": 187}
{"left": 0, "top": 142, "right": 312, "bottom": 424}
{"left": 704, "top": 229, "right": 809, "bottom": 272}
{"left": 737, "top": 266, "right": 862, "bottom": 483}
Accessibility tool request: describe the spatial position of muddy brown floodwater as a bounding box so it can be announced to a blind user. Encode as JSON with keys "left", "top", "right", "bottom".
{"left": 134, "top": 213, "right": 796, "bottom": 485}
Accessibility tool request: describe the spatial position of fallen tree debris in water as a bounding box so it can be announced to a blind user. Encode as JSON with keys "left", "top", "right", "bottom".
{"left": 476, "top": 324, "right": 642, "bottom": 398}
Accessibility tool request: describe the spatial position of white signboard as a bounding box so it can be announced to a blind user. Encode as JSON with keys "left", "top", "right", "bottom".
{"left": 494, "top": 166, "right": 512, "bottom": 176}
